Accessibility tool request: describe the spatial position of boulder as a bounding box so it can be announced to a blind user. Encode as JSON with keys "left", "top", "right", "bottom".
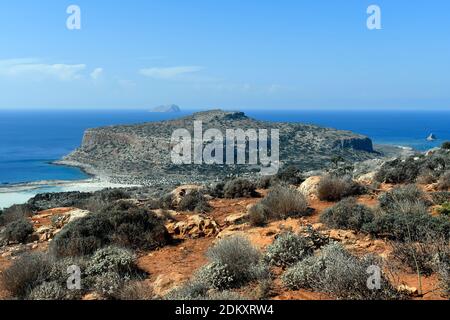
{"left": 152, "top": 209, "right": 178, "bottom": 221}
{"left": 152, "top": 272, "right": 186, "bottom": 297}
{"left": 356, "top": 171, "right": 376, "bottom": 185}
{"left": 397, "top": 284, "right": 419, "bottom": 296}
{"left": 224, "top": 212, "right": 248, "bottom": 225}
{"left": 298, "top": 176, "right": 321, "bottom": 200}
{"left": 166, "top": 214, "right": 219, "bottom": 238}
{"left": 67, "top": 209, "right": 90, "bottom": 223}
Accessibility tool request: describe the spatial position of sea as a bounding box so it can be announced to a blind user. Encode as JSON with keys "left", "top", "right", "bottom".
{"left": 0, "top": 109, "right": 449, "bottom": 208}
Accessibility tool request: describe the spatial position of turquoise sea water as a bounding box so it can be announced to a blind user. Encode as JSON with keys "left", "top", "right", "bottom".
{"left": 0, "top": 109, "right": 449, "bottom": 185}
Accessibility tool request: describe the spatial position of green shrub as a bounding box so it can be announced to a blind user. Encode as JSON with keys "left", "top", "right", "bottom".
{"left": 2, "top": 253, "right": 52, "bottom": 298}
{"left": 317, "top": 175, "right": 366, "bottom": 202}
{"left": 282, "top": 243, "right": 400, "bottom": 300}
{"left": 51, "top": 202, "right": 170, "bottom": 257}
{"left": 178, "top": 190, "right": 211, "bottom": 213}
{"left": 28, "top": 281, "right": 66, "bottom": 300}
{"left": 436, "top": 202, "right": 450, "bottom": 216}
{"left": 261, "top": 184, "right": 309, "bottom": 219}
{"left": 206, "top": 235, "right": 263, "bottom": 286}
{"left": 265, "top": 232, "right": 313, "bottom": 268}
{"left": 86, "top": 246, "right": 139, "bottom": 278}
{"left": 320, "top": 198, "right": 374, "bottom": 231}
{"left": 166, "top": 280, "right": 243, "bottom": 300}
{"left": 223, "top": 178, "right": 258, "bottom": 198}
{"left": 441, "top": 141, "right": 450, "bottom": 150}
{"left": 431, "top": 191, "right": 450, "bottom": 205}
{"left": 257, "top": 176, "right": 273, "bottom": 189}
{"left": 165, "top": 280, "right": 210, "bottom": 300}
{"left": 92, "top": 272, "right": 124, "bottom": 299}
{"left": 274, "top": 165, "right": 304, "bottom": 186}
{"left": 378, "top": 184, "right": 429, "bottom": 211}
{"left": 195, "top": 262, "right": 235, "bottom": 290}
{"left": 364, "top": 203, "right": 450, "bottom": 241}
{"left": 3, "top": 219, "right": 34, "bottom": 243}
{"left": 282, "top": 255, "right": 324, "bottom": 290}
{"left": 0, "top": 204, "right": 34, "bottom": 226}
{"left": 375, "top": 157, "right": 422, "bottom": 184}
{"left": 437, "top": 171, "right": 450, "bottom": 190}
{"left": 248, "top": 203, "right": 270, "bottom": 226}
{"left": 208, "top": 182, "right": 225, "bottom": 198}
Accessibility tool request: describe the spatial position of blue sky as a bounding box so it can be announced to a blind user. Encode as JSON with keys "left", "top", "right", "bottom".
{"left": 0, "top": 0, "right": 449, "bottom": 110}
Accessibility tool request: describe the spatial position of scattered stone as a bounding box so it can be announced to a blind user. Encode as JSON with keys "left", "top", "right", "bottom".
{"left": 224, "top": 212, "right": 248, "bottom": 225}
{"left": 152, "top": 272, "right": 186, "bottom": 297}
{"left": 166, "top": 214, "right": 219, "bottom": 239}
{"left": 397, "top": 284, "right": 419, "bottom": 296}
{"left": 298, "top": 176, "right": 321, "bottom": 200}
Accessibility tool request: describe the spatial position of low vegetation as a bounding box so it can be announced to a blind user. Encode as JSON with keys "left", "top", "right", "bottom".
{"left": 223, "top": 178, "right": 258, "bottom": 198}
{"left": 320, "top": 198, "right": 374, "bottom": 232}
{"left": 50, "top": 201, "right": 170, "bottom": 257}
{"left": 260, "top": 184, "right": 310, "bottom": 220}
{"left": 375, "top": 149, "right": 450, "bottom": 184}
{"left": 282, "top": 243, "right": 400, "bottom": 300}
{"left": 317, "top": 175, "right": 366, "bottom": 202}
{"left": 2, "top": 219, "right": 34, "bottom": 243}
{"left": 264, "top": 232, "right": 313, "bottom": 268}
{"left": 178, "top": 190, "right": 212, "bottom": 213}
{"left": 2, "top": 246, "right": 149, "bottom": 300}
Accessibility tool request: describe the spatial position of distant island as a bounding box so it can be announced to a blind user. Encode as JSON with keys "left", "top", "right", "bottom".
{"left": 151, "top": 104, "right": 181, "bottom": 113}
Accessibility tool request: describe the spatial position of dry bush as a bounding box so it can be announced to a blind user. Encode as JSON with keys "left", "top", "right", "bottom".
{"left": 3, "top": 219, "right": 34, "bottom": 243}
{"left": 282, "top": 243, "right": 401, "bottom": 300}
{"left": 431, "top": 191, "right": 450, "bottom": 205}
{"left": 178, "top": 190, "right": 211, "bottom": 213}
{"left": 2, "top": 252, "right": 52, "bottom": 298}
{"left": 261, "top": 184, "right": 309, "bottom": 219}
{"left": 437, "top": 171, "right": 450, "bottom": 190}
{"left": 0, "top": 204, "right": 34, "bottom": 227}
{"left": 317, "top": 175, "right": 366, "bottom": 202}
{"left": 248, "top": 203, "right": 270, "bottom": 226}
{"left": 223, "top": 178, "right": 258, "bottom": 198}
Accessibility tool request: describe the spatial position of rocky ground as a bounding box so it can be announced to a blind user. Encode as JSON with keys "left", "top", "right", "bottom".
{"left": 0, "top": 179, "right": 447, "bottom": 300}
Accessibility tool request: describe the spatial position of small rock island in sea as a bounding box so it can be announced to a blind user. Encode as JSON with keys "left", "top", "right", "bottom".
{"left": 151, "top": 104, "right": 181, "bottom": 113}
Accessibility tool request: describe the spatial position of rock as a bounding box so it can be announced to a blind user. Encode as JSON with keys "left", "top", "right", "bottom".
{"left": 151, "top": 104, "right": 181, "bottom": 113}
{"left": 356, "top": 171, "right": 376, "bottom": 185}
{"left": 67, "top": 209, "right": 90, "bottom": 223}
{"left": 216, "top": 225, "right": 247, "bottom": 240}
{"left": 397, "top": 284, "right": 419, "bottom": 296}
{"left": 36, "top": 226, "right": 52, "bottom": 234}
{"left": 171, "top": 185, "right": 204, "bottom": 206}
{"left": 298, "top": 176, "right": 321, "bottom": 200}
{"left": 224, "top": 212, "right": 248, "bottom": 225}
{"left": 152, "top": 272, "right": 185, "bottom": 297}
{"left": 152, "top": 209, "right": 178, "bottom": 221}
{"left": 166, "top": 214, "right": 219, "bottom": 238}
{"left": 328, "top": 229, "right": 357, "bottom": 241}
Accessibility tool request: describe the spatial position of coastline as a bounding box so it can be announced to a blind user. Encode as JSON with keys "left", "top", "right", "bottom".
{"left": 0, "top": 160, "right": 141, "bottom": 209}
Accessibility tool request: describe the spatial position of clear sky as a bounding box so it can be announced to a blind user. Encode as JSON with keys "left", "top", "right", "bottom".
{"left": 0, "top": 0, "right": 449, "bottom": 110}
